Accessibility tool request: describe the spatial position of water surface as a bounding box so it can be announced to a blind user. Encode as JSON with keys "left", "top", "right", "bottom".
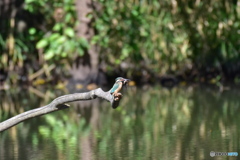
{"left": 1, "top": 85, "right": 240, "bottom": 160}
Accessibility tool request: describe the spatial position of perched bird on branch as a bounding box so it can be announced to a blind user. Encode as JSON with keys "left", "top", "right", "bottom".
{"left": 110, "top": 77, "right": 130, "bottom": 101}
{"left": 0, "top": 77, "right": 131, "bottom": 132}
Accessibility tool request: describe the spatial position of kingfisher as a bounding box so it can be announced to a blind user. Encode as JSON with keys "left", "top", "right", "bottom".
{"left": 110, "top": 77, "right": 130, "bottom": 101}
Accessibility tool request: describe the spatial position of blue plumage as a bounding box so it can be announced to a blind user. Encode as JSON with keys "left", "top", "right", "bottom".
{"left": 110, "top": 77, "right": 130, "bottom": 94}
{"left": 110, "top": 81, "right": 121, "bottom": 93}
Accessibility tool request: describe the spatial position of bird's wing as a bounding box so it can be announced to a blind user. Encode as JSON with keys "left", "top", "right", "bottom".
{"left": 110, "top": 82, "right": 120, "bottom": 93}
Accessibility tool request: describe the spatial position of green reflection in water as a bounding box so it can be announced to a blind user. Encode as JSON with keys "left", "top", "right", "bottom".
{"left": 1, "top": 86, "right": 240, "bottom": 160}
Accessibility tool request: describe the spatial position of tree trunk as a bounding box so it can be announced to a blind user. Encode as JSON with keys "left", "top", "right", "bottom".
{"left": 71, "top": 0, "right": 101, "bottom": 85}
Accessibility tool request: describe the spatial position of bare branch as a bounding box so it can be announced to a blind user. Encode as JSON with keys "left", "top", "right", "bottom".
{"left": 0, "top": 88, "right": 119, "bottom": 132}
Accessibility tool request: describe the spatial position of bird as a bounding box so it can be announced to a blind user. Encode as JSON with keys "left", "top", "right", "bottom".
{"left": 110, "top": 77, "right": 130, "bottom": 101}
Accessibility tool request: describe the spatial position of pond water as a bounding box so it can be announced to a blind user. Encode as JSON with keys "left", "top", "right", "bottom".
{"left": 1, "top": 85, "right": 240, "bottom": 160}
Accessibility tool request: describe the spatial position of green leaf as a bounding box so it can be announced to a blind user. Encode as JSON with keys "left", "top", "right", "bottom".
{"left": 49, "top": 33, "right": 60, "bottom": 41}
{"left": 79, "top": 38, "right": 89, "bottom": 48}
{"left": 91, "top": 36, "right": 100, "bottom": 44}
{"left": 63, "top": 0, "right": 71, "bottom": 5}
{"left": 64, "top": 27, "right": 75, "bottom": 37}
{"left": 115, "top": 59, "right": 121, "bottom": 64}
{"left": 131, "top": 10, "right": 138, "bottom": 16}
{"left": 56, "top": 36, "right": 67, "bottom": 44}
{"left": 122, "top": 47, "right": 129, "bottom": 56}
{"left": 36, "top": 39, "right": 48, "bottom": 49}
{"left": 221, "top": 43, "right": 227, "bottom": 58}
{"left": 44, "top": 50, "right": 55, "bottom": 60}
{"left": 55, "top": 45, "right": 63, "bottom": 54}
{"left": 65, "top": 13, "right": 72, "bottom": 23}
{"left": 107, "top": 7, "right": 114, "bottom": 15}
{"left": 61, "top": 52, "right": 68, "bottom": 57}
{"left": 140, "top": 27, "right": 148, "bottom": 37}
{"left": 77, "top": 48, "right": 84, "bottom": 56}
{"left": 25, "top": 0, "right": 35, "bottom": 3}
{"left": 53, "top": 23, "right": 62, "bottom": 31}
{"left": 29, "top": 28, "right": 36, "bottom": 35}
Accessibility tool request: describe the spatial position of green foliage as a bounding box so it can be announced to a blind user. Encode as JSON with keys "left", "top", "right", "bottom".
{"left": 24, "top": 0, "right": 88, "bottom": 62}
{"left": 93, "top": 0, "right": 191, "bottom": 73}
{"left": 175, "top": 0, "right": 240, "bottom": 69}
{"left": 93, "top": 0, "right": 240, "bottom": 75}
{"left": 0, "top": 0, "right": 88, "bottom": 84}
{"left": 1, "top": 0, "right": 240, "bottom": 84}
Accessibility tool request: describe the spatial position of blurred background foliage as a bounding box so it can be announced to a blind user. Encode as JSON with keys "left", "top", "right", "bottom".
{"left": 0, "top": 0, "right": 88, "bottom": 85}
{"left": 24, "top": 0, "right": 89, "bottom": 61}
{"left": 93, "top": 0, "right": 191, "bottom": 74}
{"left": 93, "top": 0, "right": 240, "bottom": 80}
{"left": 0, "top": 0, "right": 240, "bottom": 85}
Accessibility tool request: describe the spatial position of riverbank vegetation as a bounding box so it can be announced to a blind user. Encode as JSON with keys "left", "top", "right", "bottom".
{"left": 0, "top": 0, "right": 240, "bottom": 87}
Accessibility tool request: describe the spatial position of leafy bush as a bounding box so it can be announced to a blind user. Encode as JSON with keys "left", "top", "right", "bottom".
{"left": 93, "top": 0, "right": 240, "bottom": 77}
{"left": 0, "top": 0, "right": 88, "bottom": 83}
{"left": 25, "top": 0, "right": 88, "bottom": 62}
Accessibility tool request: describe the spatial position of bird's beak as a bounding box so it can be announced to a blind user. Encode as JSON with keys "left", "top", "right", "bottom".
{"left": 123, "top": 79, "right": 130, "bottom": 85}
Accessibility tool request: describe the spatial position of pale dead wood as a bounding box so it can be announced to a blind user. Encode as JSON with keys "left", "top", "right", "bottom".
{"left": 0, "top": 88, "right": 120, "bottom": 132}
